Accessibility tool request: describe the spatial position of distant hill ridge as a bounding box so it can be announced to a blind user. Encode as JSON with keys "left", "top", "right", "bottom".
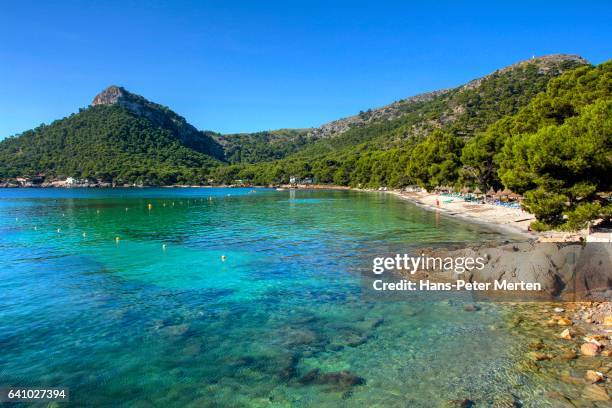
{"left": 0, "top": 54, "right": 594, "bottom": 184}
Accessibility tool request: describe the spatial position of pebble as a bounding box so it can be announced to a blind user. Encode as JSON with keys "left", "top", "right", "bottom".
{"left": 585, "top": 370, "right": 604, "bottom": 383}
{"left": 528, "top": 351, "right": 552, "bottom": 361}
{"left": 581, "top": 343, "right": 600, "bottom": 357}
{"left": 557, "top": 317, "right": 572, "bottom": 326}
{"left": 558, "top": 349, "right": 577, "bottom": 360}
{"left": 554, "top": 307, "right": 565, "bottom": 313}
{"left": 559, "top": 329, "right": 572, "bottom": 340}
{"left": 463, "top": 304, "right": 481, "bottom": 312}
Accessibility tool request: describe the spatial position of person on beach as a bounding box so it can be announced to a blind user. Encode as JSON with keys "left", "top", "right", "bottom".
{"left": 436, "top": 199, "right": 440, "bottom": 207}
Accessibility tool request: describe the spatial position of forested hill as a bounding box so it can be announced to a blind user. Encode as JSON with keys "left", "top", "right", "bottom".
{"left": 0, "top": 86, "right": 224, "bottom": 185}
{"left": 0, "top": 54, "right": 594, "bottom": 188}
{"left": 215, "top": 54, "right": 591, "bottom": 185}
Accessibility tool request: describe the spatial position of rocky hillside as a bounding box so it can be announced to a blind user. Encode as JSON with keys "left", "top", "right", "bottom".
{"left": 306, "top": 54, "right": 589, "bottom": 143}
{"left": 0, "top": 87, "right": 224, "bottom": 185}
{"left": 0, "top": 54, "right": 595, "bottom": 186}
{"left": 92, "top": 86, "right": 224, "bottom": 159}
{"left": 306, "top": 89, "right": 449, "bottom": 140}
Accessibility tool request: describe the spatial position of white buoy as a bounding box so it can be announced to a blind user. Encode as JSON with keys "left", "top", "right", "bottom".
{"left": 34, "top": 226, "right": 37, "bottom": 231}
{"left": 125, "top": 208, "right": 129, "bottom": 211}
{"left": 115, "top": 236, "right": 120, "bottom": 243}
{"left": 162, "top": 244, "right": 167, "bottom": 250}
{"left": 82, "top": 232, "right": 87, "bottom": 237}
{"left": 221, "top": 255, "right": 227, "bottom": 262}
{"left": 57, "top": 228, "right": 61, "bottom": 233}
{"left": 15, "top": 217, "right": 19, "bottom": 222}
{"left": 96, "top": 210, "right": 100, "bottom": 214}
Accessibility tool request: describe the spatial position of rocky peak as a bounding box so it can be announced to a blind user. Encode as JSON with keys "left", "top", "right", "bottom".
{"left": 91, "top": 85, "right": 129, "bottom": 106}
{"left": 89, "top": 86, "right": 224, "bottom": 159}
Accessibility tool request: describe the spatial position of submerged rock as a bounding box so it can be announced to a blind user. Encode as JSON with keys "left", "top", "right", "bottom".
{"left": 443, "top": 399, "right": 475, "bottom": 408}
{"left": 582, "top": 384, "right": 610, "bottom": 401}
{"left": 558, "top": 349, "right": 577, "bottom": 360}
{"left": 581, "top": 342, "right": 600, "bottom": 356}
{"left": 559, "top": 329, "right": 572, "bottom": 340}
{"left": 463, "top": 304, "right": 481, "bottom": 312}
{"left": 528, "top": 339, "right": 545, "bottom": 350}
{"left": 299, "top": 369, "right": 365, "bottom": 390}
{"left": 159, "top": 323, "right": 189, "bottom": 337}
{"left": 557, "top": 317, "right": 572, "bottom": 326}
{"left": 491, "top": 393, "right": 519, "bottom": 407}
{"left": 527, "top": 351, "right": 552, "bottom": 361}
{"left": 585, "top": 370, "right": 604, "bottom": 383}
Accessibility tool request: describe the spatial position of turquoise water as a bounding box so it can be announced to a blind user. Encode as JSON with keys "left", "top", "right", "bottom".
{"left": 1, "top": 188, "right": 530, "bottom": 407}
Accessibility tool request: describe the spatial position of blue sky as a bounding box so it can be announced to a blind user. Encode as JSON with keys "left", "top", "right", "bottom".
{"left": 1, "top": 1, "right": 610, "bottom": 138}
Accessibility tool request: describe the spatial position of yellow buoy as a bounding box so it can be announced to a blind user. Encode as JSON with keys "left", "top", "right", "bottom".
{"left": 115, "top": 236, "right": 120, "bottom": 243}
{"left": 147, "top": 203, "right": 153, "bottom": 210}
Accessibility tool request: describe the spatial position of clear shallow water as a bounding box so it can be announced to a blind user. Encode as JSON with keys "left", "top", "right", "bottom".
{"left": 1, "top": 188, "right": 530, "bottom": 407}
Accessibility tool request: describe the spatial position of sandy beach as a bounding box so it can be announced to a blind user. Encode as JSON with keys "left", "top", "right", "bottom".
{"left": 387, "top": 190, "right": 588, "bottom": 242}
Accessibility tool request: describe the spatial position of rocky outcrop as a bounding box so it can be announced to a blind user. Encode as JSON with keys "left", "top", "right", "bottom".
{"left": 408, "top": 242, "right": 611, "bottom": 301}
{"left": 92, "top": 86, "right": 224, "bottom": 159}
{"left": 306, "top": 89, "right": 449, "bottom": 140}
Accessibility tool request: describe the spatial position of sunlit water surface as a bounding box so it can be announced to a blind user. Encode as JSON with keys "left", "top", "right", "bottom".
{"left": 0, "top": 188, "right": 542, "bottom": 407}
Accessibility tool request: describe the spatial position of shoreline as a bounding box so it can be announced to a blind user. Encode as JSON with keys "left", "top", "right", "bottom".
{"left": 386, "top": 190, "right": 537, "bottom": 240}
{"left": 3, "top": 184, "right": 586, "bottom": 242}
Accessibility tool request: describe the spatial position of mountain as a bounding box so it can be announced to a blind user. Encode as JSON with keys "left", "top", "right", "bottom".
{"left": 0, "top": 86, "right": 224, "bottom": 185}
{"left": 91, "top": 86, "right": 224, "bottom": 159}
{"left": 219, "top": 54, "right": 591, "bottom": 186}
{"left": 0, "top": 54, "right": 595, "bottom": 187}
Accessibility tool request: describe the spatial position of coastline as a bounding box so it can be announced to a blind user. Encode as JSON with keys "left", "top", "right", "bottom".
{"left": 386, "top": 190, "right": 537, "bottom": 240}
{"left": 2, "top": 183, "right": 586, "bottom": 242}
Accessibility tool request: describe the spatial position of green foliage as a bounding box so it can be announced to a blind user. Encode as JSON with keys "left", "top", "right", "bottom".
{"left": 497, "top": 62, "right": 612, "bottom": 229}
{"left": 219, "top": 129, "right": 312, "bottom": 164}
{"left": 230, "top": 57, "right": 587, "bottom": 188}
{"left": 407, "top": 130, "right": 463, "bottom": 190}
{"left": 0, "top": 105, "right": 221, "bottom": 184}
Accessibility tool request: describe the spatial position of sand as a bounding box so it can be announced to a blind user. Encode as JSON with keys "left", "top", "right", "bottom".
{"left": 388, "top": 190, "right": 585, "bottom": 242}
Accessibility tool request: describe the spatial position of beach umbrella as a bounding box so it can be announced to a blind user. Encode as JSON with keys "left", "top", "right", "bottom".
{"left": 486, "top": 188, "right": 496, "bottom": 197}
{"left": 473, "top": 187, "right": 482, "bottom": 195}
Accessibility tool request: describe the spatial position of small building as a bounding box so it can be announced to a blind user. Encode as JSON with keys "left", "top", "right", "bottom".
{"left": 16, "top": 177, "right": 30, "bottom": 186}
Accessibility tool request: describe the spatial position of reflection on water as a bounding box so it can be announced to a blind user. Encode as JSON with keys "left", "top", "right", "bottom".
{"left": 0, "top": 188, "right": 543, "bottom": 407}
